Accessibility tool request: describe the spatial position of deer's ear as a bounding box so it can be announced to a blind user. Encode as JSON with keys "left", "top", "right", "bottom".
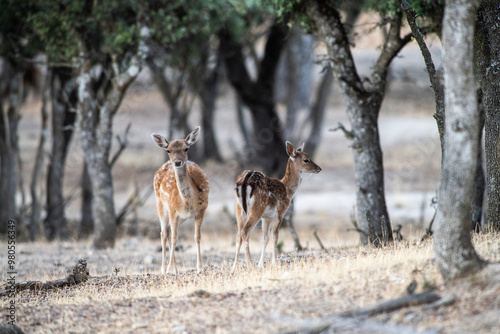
{"left": 297, "top": 143, "right": 305, "bottom": 152}
{"left": 151, "top": 133, "right": 169, "bottom": 149}
{"left": 286, "top": 141, "right": 296, "bottom": 159}
{"left": 186, "top": 126, "right": 200, "bottom": 146}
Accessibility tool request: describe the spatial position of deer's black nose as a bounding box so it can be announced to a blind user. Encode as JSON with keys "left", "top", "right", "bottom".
{"left": 174, "top": 161, "right": 182, "bottom": 167}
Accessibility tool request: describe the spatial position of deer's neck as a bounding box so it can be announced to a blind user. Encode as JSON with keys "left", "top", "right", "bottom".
{"left": 174, "top": 163, "right": 193, "bottom": 200}
{"left": 281, "top": 159, "right": 302, "bottom": 199}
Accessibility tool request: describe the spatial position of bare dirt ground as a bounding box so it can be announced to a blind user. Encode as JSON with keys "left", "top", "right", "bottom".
{"left": 2, "top": 23, "right": 500, "bottom": 333}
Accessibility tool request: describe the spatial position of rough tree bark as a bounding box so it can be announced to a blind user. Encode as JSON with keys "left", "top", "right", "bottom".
{"left": 219, "top": 22, "right": 290, "bottom": 177}
{"left": 0, "top": 64, "right": 22, "bottom": 233}
{"left": 433, "top": 0, "right": 485, "bottom": 280}
{"left": 402, "top": 0, "right": 486, "bottom": 232}
{"left": 44, "top": 67, "right": 77, "bottom": 241}
{"left": 476, "top": 1, "right": 500, "bottom": 232}
{"left": 29, "top": 67, "right": 50, "bottom": 241}
{"left": 78, "top": 61, "right": 118, "bottom": 249}
{"left": 78, "top": 57, "right": 141, "bottom": 249}
{"left": 306, "top": 0, "right": 412, "bottom": 244}
{"left": 472, "top": 93, "right": 485, "bottom": 232}
{"left": 79, "top": 161, "right": 94, "bottom": 238}
{"left": 74, "top": 18, "right": 149, "bottom": 249}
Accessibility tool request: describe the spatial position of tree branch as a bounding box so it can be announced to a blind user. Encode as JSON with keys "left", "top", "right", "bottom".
{"left": 313, "top": 229, "right": 327, "bottom": 250}
{"left": 110, "top": 122, "right": 131, "bottom": 167}
{"left": 330, "top": 122, "right": 354, "bottom": 140}
{"left": 400, "top": 0, "right": 445, "bottom": 140}
{"left": 305, "top": 0, "right": 365, "bottom": 94}
{"left": 114, "top": 23, "right": 150, "bottom": 91}
{"left": 257, "top": 21, "right": 289, "bottom": 89}
{"left": 116, "top": 183, "right": 154, "bottom": 227}
{"left": 372, "top": 8, "right": 413, "bottom": 90}
{"left": 400, "top": 0, "right": 439, "bottom": 84}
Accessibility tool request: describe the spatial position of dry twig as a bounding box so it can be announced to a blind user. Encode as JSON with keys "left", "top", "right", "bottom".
{"left": 0, "top": 259, "right": 89, "bottom": 296}
{"left": 313, "top": 229, "right": 327, "bottom": 251}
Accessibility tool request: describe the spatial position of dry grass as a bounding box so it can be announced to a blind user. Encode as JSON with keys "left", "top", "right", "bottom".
{"left": 2, "top": 230, "right": 499, "bottom": 333}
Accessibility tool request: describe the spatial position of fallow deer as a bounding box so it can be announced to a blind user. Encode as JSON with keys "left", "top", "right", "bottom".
{"left": 151, "top": 127, "right": 209, "bottom": 274}
{"left": 232, "top": 141, "right": 321, "bottom": 272}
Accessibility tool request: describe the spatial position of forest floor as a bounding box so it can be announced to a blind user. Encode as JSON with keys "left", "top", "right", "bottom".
{"left": 2, "top": 24, "right": 500, "bottom": 333}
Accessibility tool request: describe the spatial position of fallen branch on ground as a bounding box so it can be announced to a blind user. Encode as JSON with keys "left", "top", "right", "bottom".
{"left": 340, "top": 291, "right": 441, "bottom": 318}
{"left": 0, "top": 259, "right": 89, "bottom": 296}
{"left": 277, "top": 314, "right": 439, "bottom": 334}
{"left": 276, "top": 291, "right": 451, "bottom": 334}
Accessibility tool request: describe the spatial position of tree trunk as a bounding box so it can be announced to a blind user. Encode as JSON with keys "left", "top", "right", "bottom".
{"left": 79, "top": 161, "right": 94, "bottom": 238}
{"left": 29, "top": 68, "right": 50, "bottom": 241}
{"left": 77, "top": 58, "right": 138, "bottom": 249}
{"left": 0, "top": 68, "right": 22, "bottom": 233}
{"left": 219, "top": 22, "right": 289, "bottom": 177}
{"left": 236, "top": 95, "right": 251, "bottom": 148}
{"left": 198, "top": 48, "right": 223, "bottom": 162}
{"left": 433, "top": 0, "right": 485, "bottom": 280}
{"left": 476, "top": 1, "right": 500, "bottom": 232}
{"left": 352, "top": 102, "right": 390, "bottom": 245}
{"left": 471, "top": 92, "right": 485, "bottom": 232}
{"left": 44, "top": 67, "right": 77, "bottom": 241}
{"left": 402, "top": 0, "right": 485, "bottom": 233}
{"left": 78, "top": 67, "right": 115, "bottom": 249}
{"left": 306, "top": 1, "right": 411, "bottom": 244}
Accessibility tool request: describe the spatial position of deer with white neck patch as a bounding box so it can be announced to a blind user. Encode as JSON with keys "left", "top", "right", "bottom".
{"left": 151, "top": 127, "right": 209, "bottom": 274}
{"left": 232, "top": 141, "right": 321, "bottom": 272}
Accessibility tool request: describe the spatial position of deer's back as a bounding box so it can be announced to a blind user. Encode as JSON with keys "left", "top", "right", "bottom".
{"left": 235, "top": 170, "right": 288, "bottom": 217}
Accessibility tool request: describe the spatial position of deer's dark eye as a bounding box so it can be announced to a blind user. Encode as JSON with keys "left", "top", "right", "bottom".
{"left": 304, "top": 159, "right": 310, "bottom": 163}
{"left": 184, "top": 147, "right": 189, "bottom": 152}
{"left": 166, "top": 149, "right": 171, "bottom": 154}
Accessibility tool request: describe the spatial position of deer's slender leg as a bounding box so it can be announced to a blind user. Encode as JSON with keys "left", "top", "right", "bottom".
{"left": 241, "top": 212, "right": 262, "bottom": 269}
{"left": 167, "top": 213, "right": 181, "bottom": 275}
{"left": 157, "top": 200, "right": 170, "bottom": 275}
{"left": 258, "top": 218, "right": 271, "bottom": 268}
{"left": 194, "top": 211, "right": 205, "bottom": 273}
{"left": 232, "top": 205, "right": 244, "bottom": 272}
{"left": 271, "top": 214, "right": 284, "bottom": 265}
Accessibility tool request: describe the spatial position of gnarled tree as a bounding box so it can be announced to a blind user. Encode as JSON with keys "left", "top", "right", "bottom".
{"left": 304, "top": 0, "right": 412, "bottom": 244}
